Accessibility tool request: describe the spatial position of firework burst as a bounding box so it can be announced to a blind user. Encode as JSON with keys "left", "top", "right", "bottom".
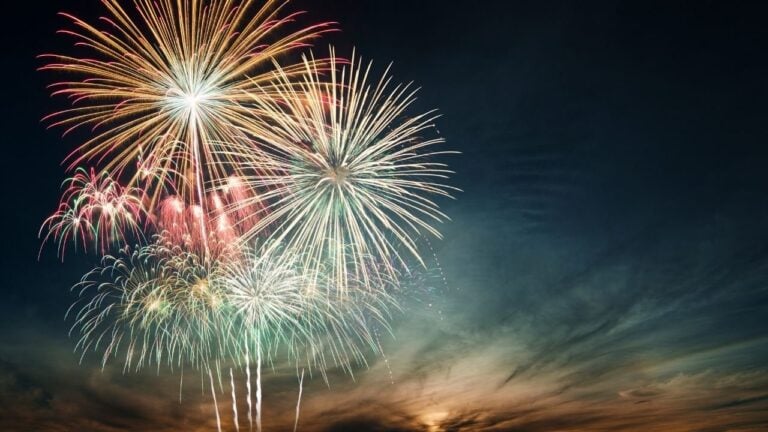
{"left": 69, "top": 238, "right": 236, "bottom": 372}
{"left": 222, "top": 243, "right": 398, "bottom": 372}
{"left": 40, "top": 167, "right": 146, "bottom": 258}
{"left": 42, "top": 0, "right": 334, "bottom": 212}
{"left": 155, "top": 177, "right": 261, "bottom": 257}
{"left": 224, "top": 50, "right": 458, "bottom": 292}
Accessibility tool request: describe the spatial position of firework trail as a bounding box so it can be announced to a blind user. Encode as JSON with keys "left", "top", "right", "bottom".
{"left": 294, "top": 368, "right": 304, "bottom": 432}
{"left": 230, "top": 368, "right": 240, "bottom": 432}
{"left": 209, "top": 368, "right": 223, "bottom": 432}
{"left": 221, "top": 49, "right": 458, "bottom": 293}
{"left": 245, "top": 348, "right": 254, "bottom": 431}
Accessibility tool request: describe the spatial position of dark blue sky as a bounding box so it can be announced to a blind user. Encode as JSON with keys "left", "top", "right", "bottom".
{"left": 2, "top": 1, "right": 768, "bottom": 430}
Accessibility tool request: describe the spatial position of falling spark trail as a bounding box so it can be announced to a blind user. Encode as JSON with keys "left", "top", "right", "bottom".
{"left": 209, "top": 369, "right": 222, "bottom": 432}
{"left": 256, "top": 348, "right": 263, "bottom": 432}
{"left": 231, "top": 368, "right": 240, "bottom": 432}
{"left": 246, "top": 352, "right": 253, "bottom": 431}
{"left": 375, "top": 331, "right": 395, "bottom": 385}
{"left": 179, "top": 367, "right": 184, "bottom": 403}
{"left": 294, "top": 369, "right": 305, "bottom": 432}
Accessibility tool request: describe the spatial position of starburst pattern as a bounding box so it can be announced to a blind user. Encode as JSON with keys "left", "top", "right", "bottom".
{"left": 42, "top": 0, "right": 334, "bottom": 210}
{"left": 224, "top": 51, "right": 458, "bottom": 292}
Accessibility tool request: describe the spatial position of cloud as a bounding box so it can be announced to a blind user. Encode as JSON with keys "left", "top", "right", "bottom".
{"left": 3, "top": 160, "right": 768, "bottom": 432}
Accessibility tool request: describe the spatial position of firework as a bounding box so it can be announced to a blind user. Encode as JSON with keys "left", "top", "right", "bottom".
{"left": 222, "top": 243, "right": 397, "bottom": 370}
{"left": 69, "top": 238, "right": 236, "bottom": 372}
{"left": 41, "top": 0, "right": 334, "bottom": 212}
{"left": 220, "top": 242, "right": 399, "bottom": 432}
{"left": 223, "top": 50, "right": 457, "bottom": 292}
{"left": 155, "top": 177, "right": 260, "bottom": 256}
{"left": 40, "top": 167, "right": 146, "bottom": 258}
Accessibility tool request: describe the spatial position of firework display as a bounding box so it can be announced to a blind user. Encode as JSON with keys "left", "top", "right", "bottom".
{"left": 39, "top": 1, "right": 453, "bottom": 430}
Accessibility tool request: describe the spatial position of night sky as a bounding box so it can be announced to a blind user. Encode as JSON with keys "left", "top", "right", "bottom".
{"left": 3, "top": 1, "right": 768, "bottom": 431}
